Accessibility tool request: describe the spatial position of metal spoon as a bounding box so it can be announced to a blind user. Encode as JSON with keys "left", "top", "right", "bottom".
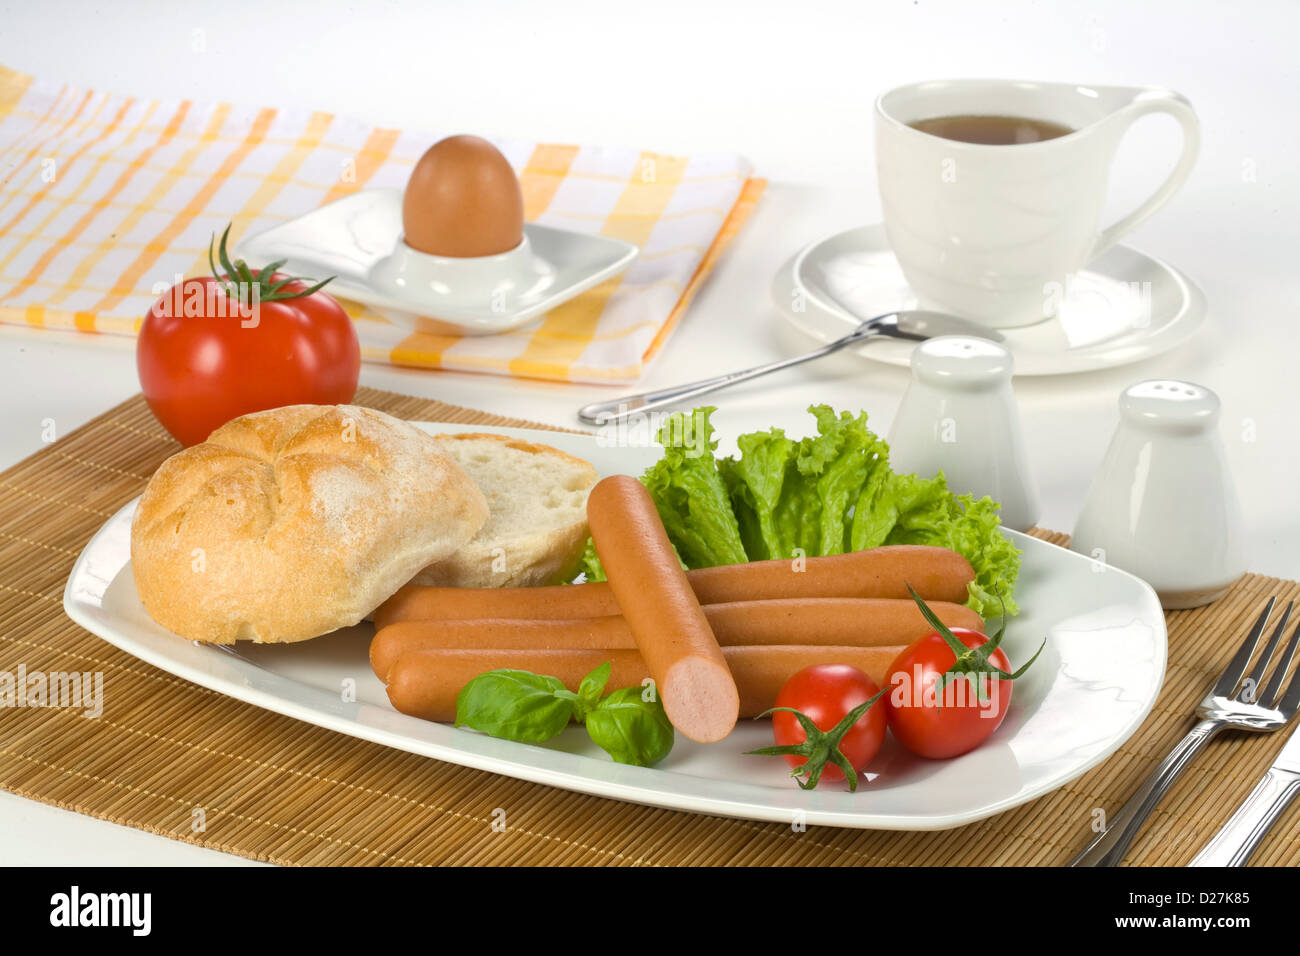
{"left": 577, "top": 309, "right": 1005, "bottom": 425}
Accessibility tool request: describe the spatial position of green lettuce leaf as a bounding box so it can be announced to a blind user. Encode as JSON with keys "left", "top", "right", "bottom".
{"left": 575, "top": 405, "right": 1020, "bottom": 619}
{"left": 871, "top": 470, "right": 1021, "bottom": 617}
{"left": 719, "top": 427, "right": 795, "bottom": 560}
{"left": 801, "top": 406, "right": 891, "bottom": 557}
{"left": 577, "top": 535, "right": 606, "bottom": 583}
{"left": 640, "top": 408, "right": 747, "bottom": 569}
{"left": 578, "top": 408, "right": 744, "bottom": 580}
{"left": 719, "top": 405, "right": 891, "bottom": 560}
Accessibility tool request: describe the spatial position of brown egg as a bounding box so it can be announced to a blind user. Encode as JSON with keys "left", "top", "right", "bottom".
{"left": 401, "top": 135, "right": 525, "bottom": 258}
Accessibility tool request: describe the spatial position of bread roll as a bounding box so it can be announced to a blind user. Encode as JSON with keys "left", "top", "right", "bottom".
{"left": 130, "top": 405, "right": 489, "bottom": 644}
{"left": 412, "top": 433, "right": 597, "bottom": 588}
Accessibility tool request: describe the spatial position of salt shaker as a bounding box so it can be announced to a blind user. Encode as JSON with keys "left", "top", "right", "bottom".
{"left": 886, "top": 336, "right": 1040, "bottom": 531}
{"left": 1070, "top": 380, "right": 1246, "bottom": 609}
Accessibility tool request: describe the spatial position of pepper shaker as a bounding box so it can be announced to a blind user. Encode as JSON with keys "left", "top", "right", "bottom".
{"left": 886, "top": 336, "right": 1040, "bottom": 532}
{"left": 1070, "top": 380, "right": 1246, "bottom": 609}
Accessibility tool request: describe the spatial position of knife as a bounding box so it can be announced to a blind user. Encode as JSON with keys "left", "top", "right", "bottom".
{"left": 1188, "top": 725, "right": 1300, "bottom": 866}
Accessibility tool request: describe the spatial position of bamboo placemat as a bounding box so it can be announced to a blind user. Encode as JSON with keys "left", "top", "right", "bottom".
{"left": 1, "top": 388, "right": 1297, "bottom": 866}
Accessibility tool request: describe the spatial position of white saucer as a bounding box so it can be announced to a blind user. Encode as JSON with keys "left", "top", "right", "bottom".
{"left": 773, "top": 224, "right": 1207, "bottom": 376}
{"left": 235, "top": 189, "right": 639, "bottom": 335}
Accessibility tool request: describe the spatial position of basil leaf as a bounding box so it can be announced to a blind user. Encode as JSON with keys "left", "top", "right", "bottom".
{"left": 585, "top": 687, "right": 675, "bottom": 767}
{"left": 574, "top": 662, "right": 612, "bottom": 721}
{"left": 455, "top": 669, "right": 575, "bottom": 742}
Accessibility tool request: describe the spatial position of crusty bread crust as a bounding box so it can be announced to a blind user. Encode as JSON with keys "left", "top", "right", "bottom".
{"left": 130, "top": 405, "right": 489, "bottom": 643}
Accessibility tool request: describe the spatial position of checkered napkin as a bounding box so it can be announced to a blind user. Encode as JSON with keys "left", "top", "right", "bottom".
{"left": 0, "top": 64, "right": 764, "bottom": 383}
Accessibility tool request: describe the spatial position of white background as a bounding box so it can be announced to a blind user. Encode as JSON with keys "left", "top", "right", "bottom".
{"left": 0, "top": 0, "right": 1296, "bottom": 864}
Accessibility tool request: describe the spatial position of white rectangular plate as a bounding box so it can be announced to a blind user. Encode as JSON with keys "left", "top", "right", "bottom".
{"left": 64, "top": 424, "right": 1167, "bottom": 830}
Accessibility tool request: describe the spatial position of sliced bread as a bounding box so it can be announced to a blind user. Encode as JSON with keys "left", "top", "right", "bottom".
{"left": 412, "top": 433, "right": 598, "bottom": 588}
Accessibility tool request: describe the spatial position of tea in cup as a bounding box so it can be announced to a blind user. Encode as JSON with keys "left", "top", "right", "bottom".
{"left": 874, "top": 79, "right": 1200, "bottom": 328}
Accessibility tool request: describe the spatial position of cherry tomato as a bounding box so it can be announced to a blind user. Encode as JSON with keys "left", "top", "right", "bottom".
{"left": 138, "top": 271, "right": 359, "bottom": 446}
{"left": 768, "top": 664, "right": 887, "bottom": 786}
{"left": 884, "top": 627, "right": 1013, "bottom": 760}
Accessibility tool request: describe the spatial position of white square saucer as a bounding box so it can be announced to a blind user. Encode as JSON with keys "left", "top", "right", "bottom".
{"left": 234, "top": 189, "right": 638, "bottom": 335}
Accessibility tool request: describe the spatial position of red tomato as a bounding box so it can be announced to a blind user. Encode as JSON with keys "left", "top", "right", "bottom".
{"left": 885, "top": 628, "right": 1013, "bottom": 760}
{"left": 770, "top": 664, "right": 887, "bottom": 786}
{"left": 138, "top": 273, "right": 360, "bottom": 446}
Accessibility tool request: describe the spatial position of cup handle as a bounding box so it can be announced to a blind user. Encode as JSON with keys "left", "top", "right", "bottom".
{"left": 1089, "top": 90, "right": 1200, "bottom": 260}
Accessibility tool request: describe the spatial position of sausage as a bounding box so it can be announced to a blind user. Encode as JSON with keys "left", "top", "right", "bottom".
{"left": 388, "top": 649, "right": 651, "bottom": 723}
{"left": 384, "top": 645, "right": 904, "bottom": 723}
{"left": 370, "top": 597, "right": 983, "bottom": 682}
{"left": 372, "top": 616, "right": 633, "bottom": 680}
{"left": 374, "top": 545, "right": 975, "bottom": 630}
{"left": 374, "top": 581, "right": 620, "bottom": 630}
{"left": 683, "top": 546, "right": 973, "bottom": 607}
{"left": 726, "top": 646, "right": 900, "bottom": 718}
{"left": 701, "top": 598, "right": 981, "bottom": 648}
{"left": 587, "top": 475, "right": 738, "bottom": 743}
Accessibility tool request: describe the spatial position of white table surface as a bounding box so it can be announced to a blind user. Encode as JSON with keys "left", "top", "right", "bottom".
{"left": 0, "top": 0, "right": 1296, "bottom": 866}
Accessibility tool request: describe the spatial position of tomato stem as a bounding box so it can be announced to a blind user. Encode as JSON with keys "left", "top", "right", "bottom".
{"left": 905, "top": 584, "right": 1045, "bottom": 706}
{"left": 207, "top": 223, "right": 335, "bottom": 308}
{"left": 746, "top": 690, "right": 887, "bottom": 792}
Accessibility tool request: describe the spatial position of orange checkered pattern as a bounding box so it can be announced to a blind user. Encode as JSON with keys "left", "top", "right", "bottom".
{"left": 0, "top": 64, "right": 763, "bottom": 383}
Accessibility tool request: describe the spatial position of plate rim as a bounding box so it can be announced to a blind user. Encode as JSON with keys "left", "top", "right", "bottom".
{"left": 62, "top": 423, "right": 1168, "bottom": 831}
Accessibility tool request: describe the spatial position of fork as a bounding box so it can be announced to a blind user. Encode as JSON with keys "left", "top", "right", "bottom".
{"left": 1070, "top": 597, "right": 1300, "bottom": 866}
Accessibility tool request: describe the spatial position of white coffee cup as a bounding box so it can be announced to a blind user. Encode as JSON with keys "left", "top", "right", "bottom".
{"left": 874, "top": 79, "right": 1200, "bottom": 328}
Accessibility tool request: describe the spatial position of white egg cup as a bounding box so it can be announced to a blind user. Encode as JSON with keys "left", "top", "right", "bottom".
{"left": 233, "top": 189, "right": 639, "bottom": 335}
{"left": 1070, "top": 380, "right": 1247, "bottom": 609}
{"left": 368, "top": 234, "right": 554, "bottom": 320}
{"left": 887, "top": 336, "right": 1041, "bottom": 532}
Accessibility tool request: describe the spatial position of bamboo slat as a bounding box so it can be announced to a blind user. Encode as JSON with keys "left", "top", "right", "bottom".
{"left": 0, "top": 389, "right": 1295, "bottom": 866}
